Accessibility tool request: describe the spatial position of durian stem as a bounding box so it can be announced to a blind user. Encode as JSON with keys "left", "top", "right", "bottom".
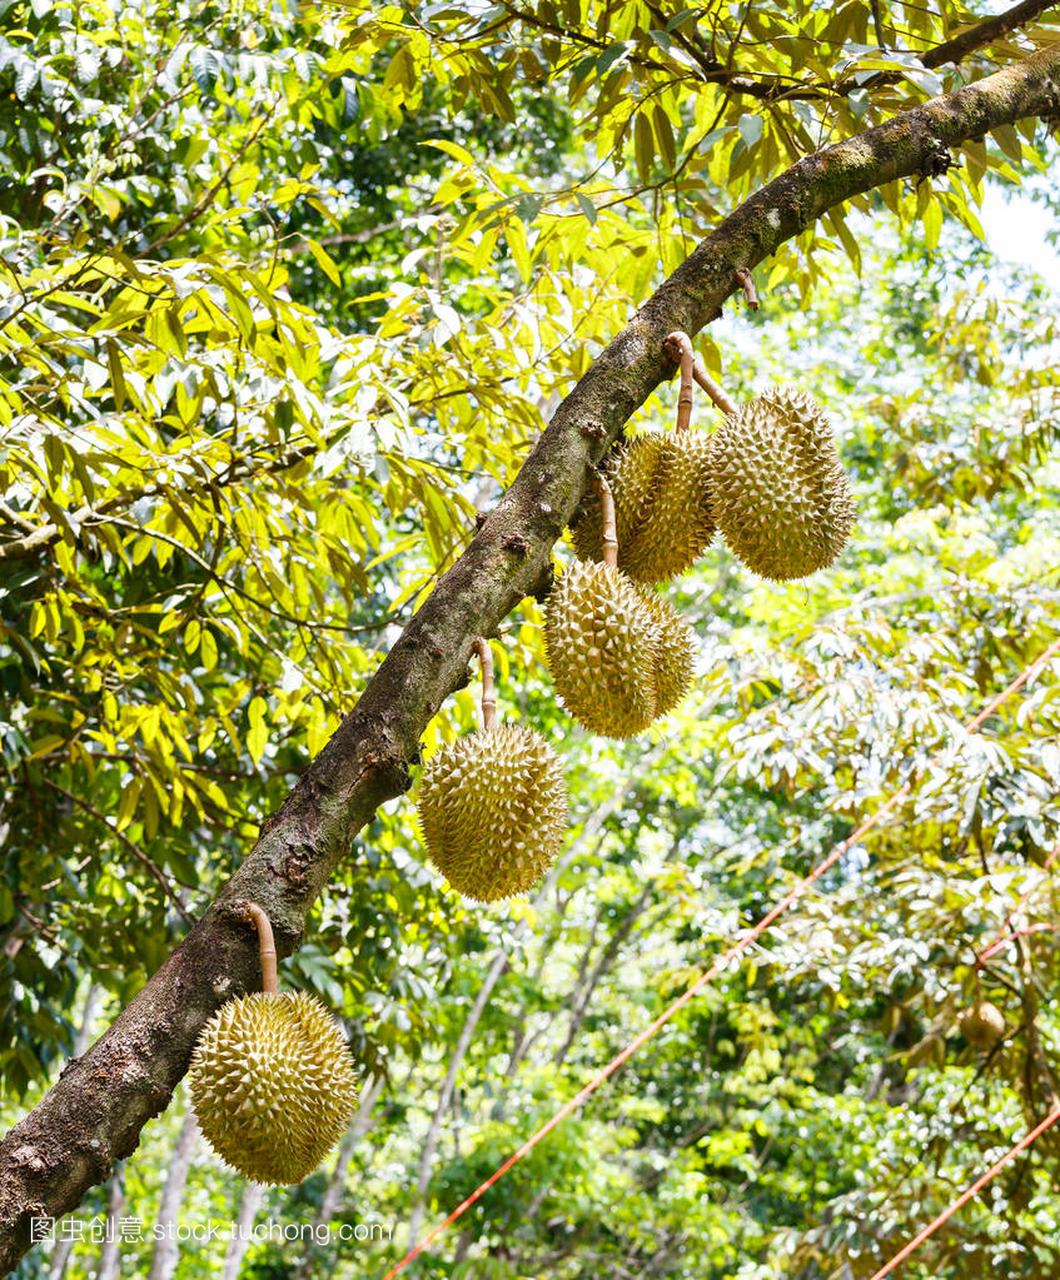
{"left": 240, "top": 901, "right": 279, "bottom": 995}
{"left": 474, "top": 637, "right": 497, "bottom": 730}
{"left": 663, "top": 332, "right": 695, "bottom": 432}
{"left": 591, "top": 472, "right": 618, "bottom": 568}
{"left": 691, "top": 358, "right": 738, "bottom": 418}
{"left": 735, "top": 266, "right": 759, "bottom": 310}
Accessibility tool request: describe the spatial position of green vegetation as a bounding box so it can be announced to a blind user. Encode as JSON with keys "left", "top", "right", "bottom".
{"left": 1, "top": 1, "right": 1058, "bottom": 1277}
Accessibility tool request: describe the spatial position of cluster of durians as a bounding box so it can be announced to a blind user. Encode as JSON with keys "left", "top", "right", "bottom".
{"left": 416, "top": 329, "right": 856, "bottom": 907}
{"left": 185, "top": 327, "right": 859, "bottom": 1188}
{"left": 570, "top": 331, "right": 856, "bottom": 585}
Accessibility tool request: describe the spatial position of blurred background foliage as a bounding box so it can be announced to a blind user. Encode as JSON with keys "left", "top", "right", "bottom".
{"left": 1, "top": 0, "right": 1058, "bottom": 1276}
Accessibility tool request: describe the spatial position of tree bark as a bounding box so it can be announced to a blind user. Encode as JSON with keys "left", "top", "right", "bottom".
{"left": 553, "top": 881, "right": 659, "bottom": 1068}
{"left": 2, "top": 42, "right": 1060, "bottom": 1274}
{"left": 146, "top": 1110, "right": 199, "bottom": 1280}
{"left": 47, "top": 984, "right": 105, "bottom": 1280}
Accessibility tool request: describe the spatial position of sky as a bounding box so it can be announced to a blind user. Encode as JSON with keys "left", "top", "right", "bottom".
{"left": 981, "top": 185, "right": 1060, "bottom": 289}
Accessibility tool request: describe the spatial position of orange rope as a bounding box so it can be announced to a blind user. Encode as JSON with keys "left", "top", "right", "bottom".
{"left": 383, "top": 637, "right": 1059, "bottom": 1278}
{"left": 975, "top": 839, "right": 1059, "bottom": 967}
{"left": 867, "top": 1102, "right": 1060, "bottom": 1279}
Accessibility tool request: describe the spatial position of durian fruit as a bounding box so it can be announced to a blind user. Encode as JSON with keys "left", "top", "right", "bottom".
{"left": 571, "top": 432, "right": 715, "bottom": 584}
{"left": 958, "top": 1000, "right": 1006, "bottom": 1049}
{"left": 636, "top": 584, "right": 696, "bottom": 720}
{"left": 418, "top": 722, "right": 567, "bottom": 901}
{"left": 707, "top": 385, "right": 855, "bottom": 581}
{"left": 189, "top": 902, "right": 358, "bottom": 1185}
{"left": 190, "top": 990, "right": 359, "bottom": 1184}
{"left": 547, "top": 476, "right": 696, "bottom": 737}
{"left": 571, "top": 331, "right": 715, "bottom": 584}
{"left": 416, "top": 638, "right": 567, "bottom": 901}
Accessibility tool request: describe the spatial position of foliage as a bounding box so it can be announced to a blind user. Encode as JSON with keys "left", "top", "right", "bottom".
{"left": 1, "top": 1, "right": 1059, "bottom": 1277}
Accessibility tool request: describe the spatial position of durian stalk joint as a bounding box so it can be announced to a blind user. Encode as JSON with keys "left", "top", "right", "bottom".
{"left": 590, "top": 472, "right": 618, "bottom": 568}
{"left": 663, "top": 331, "right": 695, "bottom": 432}
{"left": 236, "top": 899, "right": 278, "bottom": 995}
{"left": 691, "top": 356, "right": 738, "bottom": 418}
{"left": 473, "top": 636, "right": 497, "bottom": 730}
{"left": 734, "top": 266, "right": 759, "bottom": 310}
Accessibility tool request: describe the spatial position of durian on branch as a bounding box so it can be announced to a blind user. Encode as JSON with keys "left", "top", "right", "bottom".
{"left": 3, "top": 43, "right": 1060, "bottom": 1271}
{"left": 188, "top": 901, "right": 358, "bottom": 1185}
{"left": 416, "top": 637, "right": 567, "bottom": 901}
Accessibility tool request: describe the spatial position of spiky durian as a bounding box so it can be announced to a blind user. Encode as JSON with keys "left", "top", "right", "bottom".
{"left": 637, "top": 585, "right": 696, "bottom": 717}
{"left": 189, "top": 991, "right": 358, "bottom": 1185}
{"left": 545, "top": 560, "right": 695, "bottom": 737}
{"left": 707, "top": 386, "right": 855, "bottom": 581}
{"left": 571, "top": 432, "right": 715, "bottom": 583}
{"left": 959, "top": 1000, "right": 1006, "bottom": 1049}
{"left": 417, "top": 723, "right": 567, "bottom": 901}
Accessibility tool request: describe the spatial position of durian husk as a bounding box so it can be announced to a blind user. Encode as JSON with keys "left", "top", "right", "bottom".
{"left": 707, "top": 386, "right": 855, "bottom": 581}
{"left": 417, "top": 723, "right": 567, "bottom": 901}
{"left": 571, "top": 432, "right": 715, "bottom": 583}
{"left": 958, "top": 1000, "right": 1006, "bottom": 1048}
{"left": 637, "top": 586, "right": 696, "bottom": 717}
{"left": 190, "top": 991, "right": 358, "bottom": 1185}
{"left": 545, "top": 560, "right": 695, "bottom": 737}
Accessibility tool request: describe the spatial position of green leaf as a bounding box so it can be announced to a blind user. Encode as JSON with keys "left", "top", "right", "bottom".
{"left": 738, "top": 113, "right": 763, "bottom": 147}
{"left": 105, "top": 339, "right": 126, "bottom": 411}
{"left": 652, "top": 105, "right": 676, "bottom": 170}
{"left": 307, "top": 239, "right": 342, "bottom": 286}
{"left": 423, "top": 139, "right": 476, "bottom": 167}
{"left": 634, "top": 111, "right": 654, "bottom": 184}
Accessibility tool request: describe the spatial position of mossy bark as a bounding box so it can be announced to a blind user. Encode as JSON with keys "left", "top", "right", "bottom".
{"left": 2, "top": 43, "right": 1059, "bottom": 1274}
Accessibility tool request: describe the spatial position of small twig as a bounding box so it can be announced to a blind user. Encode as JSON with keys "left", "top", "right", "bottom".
{"left": 870, "top": 0, "right": 888, "bottom": 49}
{"left": 691, "top": 357, "right": 738, "bottom": 417}
{"left": 591, "top": 473, "right": 618, "bottom": 568}
{"left": 734, "top": 266, "right": 759, "bottom": 310}
{"left": 663, "top": 332, "right": 695, "bottom": 431}
{"left": 235, "top": 900, "right": 279, "bottom": 994}
{"left": 39, "top": 777, "right": 194, "bottom": 925}
{"left": 474, "top": 637, "right": 497, "bottom": 731}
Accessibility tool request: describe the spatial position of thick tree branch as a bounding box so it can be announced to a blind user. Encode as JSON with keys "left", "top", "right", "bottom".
{"left": 2, "top": 43, "right": 1059, "bottom": 1274}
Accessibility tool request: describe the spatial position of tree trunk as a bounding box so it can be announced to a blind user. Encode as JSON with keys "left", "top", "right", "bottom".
{"left": 3, "top": 43, "right": 1060, "bottom": 1272}
{"left": 48, "top": 984, "right": 105, "bottom": 1280}
{"left": 146, "top": 1109, "right": 199, "bottom": 1280}
{"left": 219, "top": 1182, "right": 264, "bottom": 1280}
{"left": 552, "top": 881, "right": 657, "bottom": 1068}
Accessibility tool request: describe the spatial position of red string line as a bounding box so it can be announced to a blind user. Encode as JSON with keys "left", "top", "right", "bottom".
{"left": 382, "top": 637, "right": 1059, "bottom": 1279}
{"left": 867, "top": 1102, "right": 1060, "bottom": 1279}
{"left": 975, "top": 839, "right": 1060, "bottom": 967}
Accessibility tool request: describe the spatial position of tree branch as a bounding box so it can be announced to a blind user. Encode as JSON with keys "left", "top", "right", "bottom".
{"left": 923, "top": 1, "right": 1058, "bottom": 71}
{"left": 0, "top": 443, "right": 317, "bottom": 564}
{"left": 2, "top": 43, "right": 1060, "bottom": 1273}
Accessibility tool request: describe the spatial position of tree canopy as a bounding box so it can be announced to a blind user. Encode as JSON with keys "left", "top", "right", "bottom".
{"left": 1, "top": 1, "right": 1059, "bottom": 1276}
